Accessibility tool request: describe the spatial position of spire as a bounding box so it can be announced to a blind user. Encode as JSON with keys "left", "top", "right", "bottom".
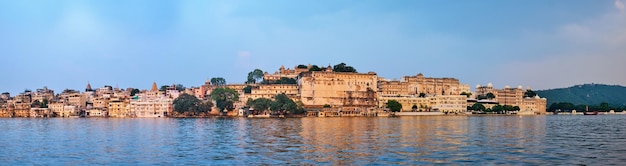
{"left": 151, "top": 81, "right": 158, "bottom": 92}
{"left": 86, "top": 81, "right": 92, "bottom": 91}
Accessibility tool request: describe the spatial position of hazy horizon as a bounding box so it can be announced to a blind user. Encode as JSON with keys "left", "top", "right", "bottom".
{"left": 2, "top": 0, "right": 626, "bottom": 95}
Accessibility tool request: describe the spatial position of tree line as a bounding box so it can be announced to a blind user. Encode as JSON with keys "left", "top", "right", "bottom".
{"left": 548, "top": 102, "right": 625, "bottom": 112}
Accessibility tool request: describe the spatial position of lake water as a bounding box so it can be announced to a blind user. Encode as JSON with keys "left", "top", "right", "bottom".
{"left": 1, "top": 115, "right": 625, "bottom": 165}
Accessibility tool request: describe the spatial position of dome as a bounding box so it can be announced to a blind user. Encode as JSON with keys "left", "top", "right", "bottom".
{"left": 517, "top": 85, "right": 522, "bottom": 89}
{"left": 476, "top": 84, "right": 481, "bottom": 88}
{"left": 487, "top": 82, "right": 493, "bottom": 87}
{"left": 505, "top": 85, "right": 510, "bottom": 89}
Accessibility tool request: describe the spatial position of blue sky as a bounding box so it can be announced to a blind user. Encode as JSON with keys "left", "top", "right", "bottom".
{"left": 2, "top": 0, "right": 626, "bottom": 94}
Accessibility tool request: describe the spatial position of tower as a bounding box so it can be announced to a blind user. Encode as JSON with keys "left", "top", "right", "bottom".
{"left": 151, "top": 82, "right": 158, "bottom": 92}
{"left": 86, "top": 82, "right": 93, "bottom": 92}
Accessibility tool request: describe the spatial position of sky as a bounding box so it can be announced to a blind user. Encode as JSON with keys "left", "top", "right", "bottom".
{"left": 1, "top": 0, "right": 626, "bottom": 95}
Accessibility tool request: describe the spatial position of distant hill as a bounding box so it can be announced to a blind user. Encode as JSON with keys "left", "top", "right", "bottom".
{"left": 536, "top": 84, "right": 626, "bottom": 107}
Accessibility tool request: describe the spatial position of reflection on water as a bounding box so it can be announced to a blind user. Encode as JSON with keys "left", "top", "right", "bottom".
{"left": 0, "top": 115, "right": 624, "bottom": 165}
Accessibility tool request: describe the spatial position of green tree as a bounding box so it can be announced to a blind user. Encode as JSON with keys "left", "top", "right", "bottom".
{"left": 246, "top": 98, "right": 254, "bottom": 107}
{"left": 246, "top": 69, "right": 264, "bottom": 84}
{"left": 460, "top": 92, "right": 472, "bottom": 98}
{"left": 296, "top": 64, "right": 308, "bottom": 69}
{"left": 130, "top": 89, "right": 140, "bottom": 96}
{"left": 523, "top": 89, "right": 537, "bottom": 98}
{"left": 486, "top": 93, "right": 496, "bottom": 100}
{"left": 599, "top": 102, "right": 610, "bottom": 111}
{"left": 386, "top": 100, "right": 402, "bottom": 112}
{"left": 252, "top": 98, "right": 273, "bottom": 112}
{"left": 175, "top": 84, "right": 185, "bottom": 91}
{"left": 275, "top": 77, "right": 297, "bottom": 84}
{"left": 31, "top": 100, "right": 41, "bottom": 108}
{"left": 210, "top": 88, "right": 239, "bottom": 112}
{"left": 269, "top": 94, "right": 301, "bottom": 114}
{"left": 471, "top": 103, "right": 486, "bottom": 111}
{"left": 309, "top": 65, "right": 323, "bottom": 71}
{"left": 173, "top": 94, "right": 213, "bottom": 116}
{"left": 42, "top": 99, "right": 48, "bottom": 108}
{"left": 243, "top": 85, "right": 253, "bottom": 94}
{"left": 332, "top": 62, "right": 357, "bottom": 72}
{"left": 160, "top": 85, "right": 169, "bottom": 91}
{"left": 492, "top": 105, "right": 504, "bottom": 113}
{"left": 419, "top": 93, "right": 426, "bottom": 98}
{"left": 548, "top": 102, "right": 576, "bottom": 112}
{"left": 513, "top": 106, "right": 520, "bottom": 111}
{"left": 323, "top": 104, "right": 331, "bottom": 108}
{"left": 210, "top": 77, "right": 227, "bottom": 86}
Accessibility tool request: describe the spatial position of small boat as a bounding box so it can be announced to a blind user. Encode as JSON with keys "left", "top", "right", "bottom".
{"left": 583, "top": 111, "right": 598, "bottom": 115}
{"left": 583, "top": 106, "right": 598, "bottom": 115}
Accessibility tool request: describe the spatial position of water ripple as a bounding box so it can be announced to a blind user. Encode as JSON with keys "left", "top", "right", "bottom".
{"left": 0, "top": 115, "right": 625, "bottom": 165}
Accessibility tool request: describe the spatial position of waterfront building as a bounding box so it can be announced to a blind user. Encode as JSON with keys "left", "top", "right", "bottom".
{"left": 108, "top": 98, "right": 131, "bottom": 117}
{"left": 48, "top": 102, "right": 65, "bottom": 117}
{"left": 130, "top": 94, "right": 172, "bottom": 118}
{"left": 379, "top": 95, "right": 467, "bottom": 113}
{"left": 244, "top": 84, "right": 300, "bottom": 101}
{"left": 434, "top": 95, "right": 467, "bottom": 113}
{"left": 378, "top": 96, "right": 434, "bottom": 112}
{"left": 90, "top": 96, "right": 110, "bottom": 108}
{"left": 29, "top": 108, "right": 53, "bottom": 118}
{"left": 5, "top": 102, "right": 31, "bottom": 117}
{"left": 87, "top": 108, "right": 107, "bottom": 117}
{"left": 520, "top": 96, "right": 547, "bottom": 114}
{"left": 298, "top": 69, "right": 378, "bottom": 108}
{"left": 62, "top": 105, "right": 79, "bottom": 117}
{"left": 130, "top": 83, "right": 172, "bottom": 118}
{"left": 475, "top": 83, "right": 547, "bottom": 114}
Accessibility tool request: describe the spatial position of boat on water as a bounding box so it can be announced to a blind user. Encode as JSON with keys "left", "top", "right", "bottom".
{"left": 583, "top": 111, "right": 598, "bottom": 115}
{"left": 583, "top": 106, "right": 598, "bottom": 115}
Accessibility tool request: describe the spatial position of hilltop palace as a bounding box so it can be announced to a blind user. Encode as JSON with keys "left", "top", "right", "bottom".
{"left": 0, "top": 64, "right": 546, "bottom": 117}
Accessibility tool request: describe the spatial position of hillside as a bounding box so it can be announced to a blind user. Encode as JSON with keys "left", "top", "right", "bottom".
{"left": 536, "top": 84, "right": 626, "bottom": 107}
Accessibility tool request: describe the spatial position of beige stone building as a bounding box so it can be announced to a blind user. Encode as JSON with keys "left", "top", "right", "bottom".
{"left": 244, "top": 84, "right": 300, "bottom": 101}
{"left": 520, "top": 96, "right": 547, "bottom": 114}
{"left": 31, "top": 87, "right": 54, "bottom": 103}
{"left": 298, "top": 70, "right": 378, "bottom": 107}
{"left": 377, "top": 79, "right": 409, "bottom": 97}
{"left": 476, "top": 84, "right": 523, "bottom": 106}
{"left": 108, "top": 98, "right": 131, "bottom": 117}
{"left": 264, "top": 65, "right": 310, "bottom": 81}
{"left": 379, "top": 95, "right": 467, "bottom": 113}
{"left": 378, "top": 96, "right": 434, "bottom": 112}
{"left": 91, "top": 97, "right": 110, "bottom": 108}
{"left": 402, "top": 73, "right": 470, "bottom": 96}
{"left": 87, "top": 108, "right": 107, "bottom": 117}
{"left": 475, "top": 83, "right": 547, "bottom": 114}
{"left": 30, "top": 108, "right": 53, "bottom": 117}
{"left": 130, "top": 93, "right": 172, "bottom": 118}
{"left": 48, "top": 102, "right": 66, "bottom": 117}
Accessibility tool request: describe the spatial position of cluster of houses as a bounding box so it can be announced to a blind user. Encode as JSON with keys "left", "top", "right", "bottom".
{"left": 0, "top": 64, "right": 547, "bottom": 118}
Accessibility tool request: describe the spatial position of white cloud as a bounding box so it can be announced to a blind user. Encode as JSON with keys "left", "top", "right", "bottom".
{"left": 493, "top": 8, "right": 626, "bottom": 90}
{"left": 616, "top": 0, "right": 625, "bottom": 11}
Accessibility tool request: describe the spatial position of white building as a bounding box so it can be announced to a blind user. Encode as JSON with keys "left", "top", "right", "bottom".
{"left": 130, "top": 93, "right": 172, "bottom": 118}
